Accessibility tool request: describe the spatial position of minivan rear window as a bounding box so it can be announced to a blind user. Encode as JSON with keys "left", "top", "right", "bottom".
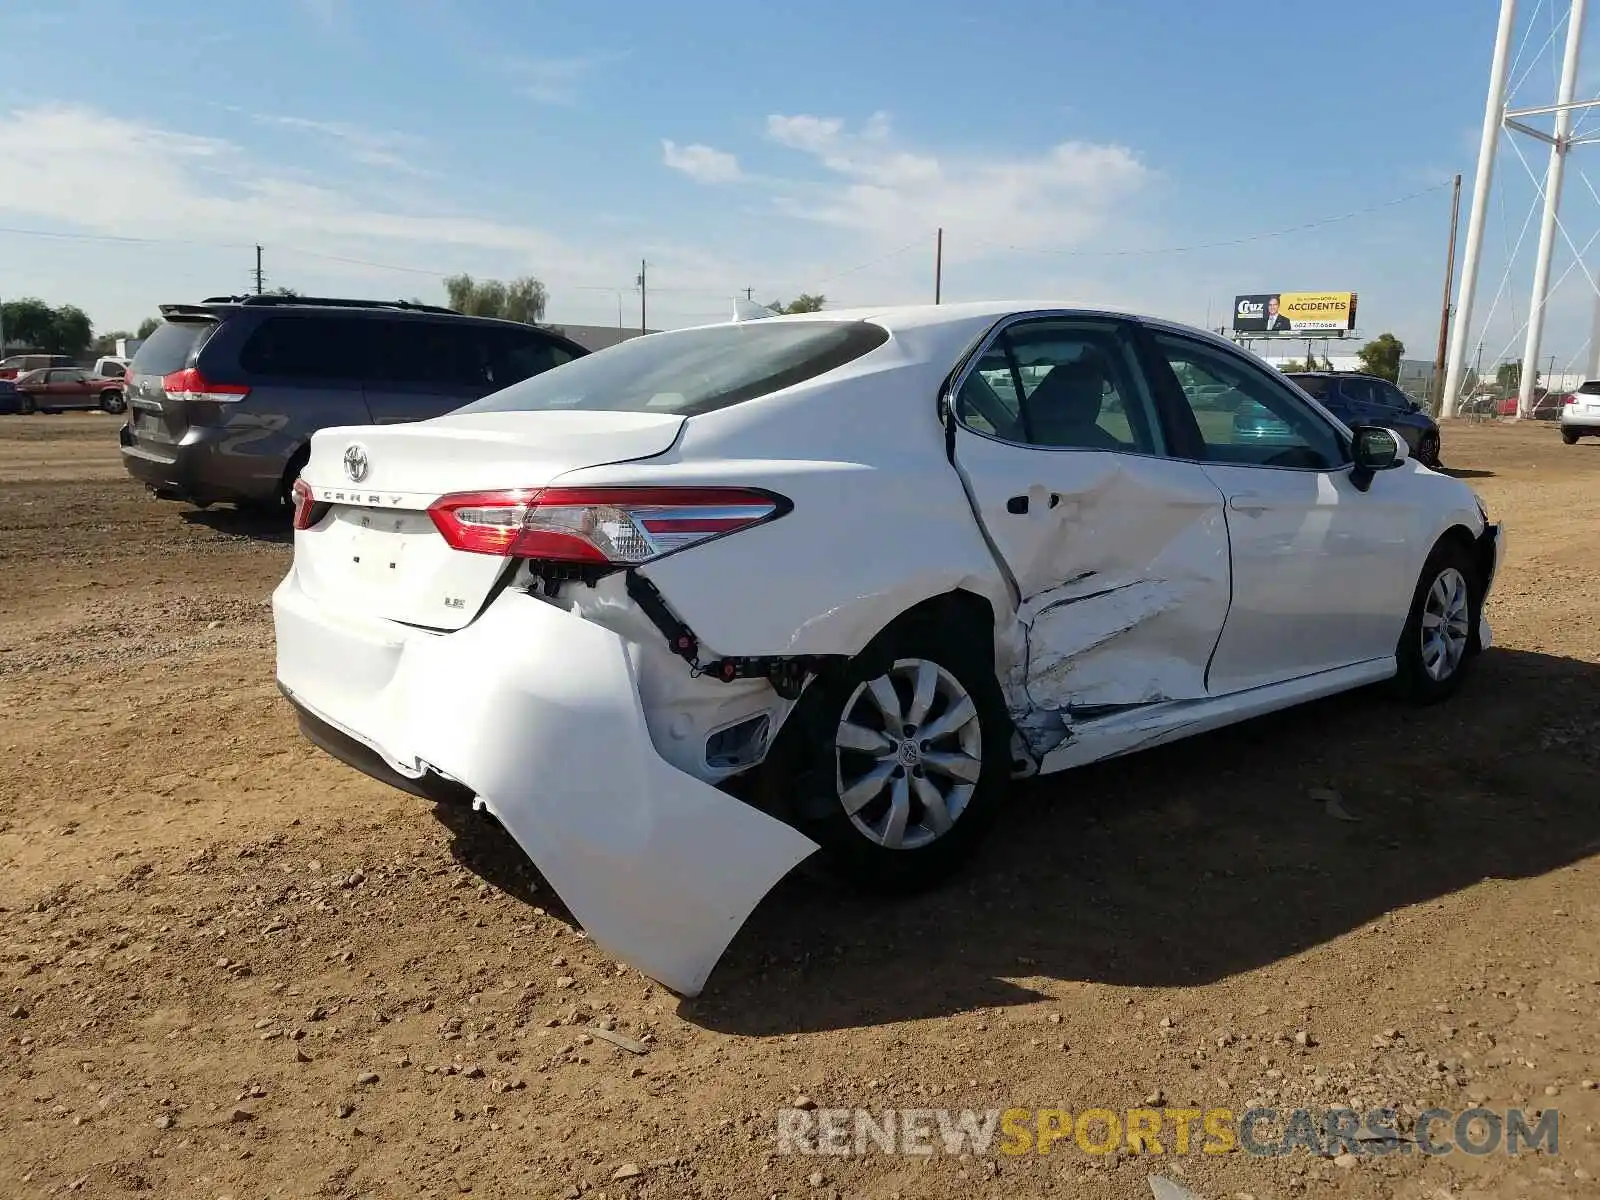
{"left": 1580, "top": 380, "right": 1600, "bottom": 395}
{"left": 132, "top": 320, "right": 215, "bottom": 377}
{"left": 453, "top": 320, "right": 889, "bottom": 417}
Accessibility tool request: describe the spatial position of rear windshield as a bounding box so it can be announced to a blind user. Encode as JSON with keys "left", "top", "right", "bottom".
{"left": 452, "top": 320, "right": 890, "bottom": 417}
{"left": 1287, "top": 374, "right": 1331, "bottom": 397}
{"left": 132, "top": 320, "right": 215, "bottom": 376}
{"left": 1580, "top": 380, "right": 1600, "bottom": 395}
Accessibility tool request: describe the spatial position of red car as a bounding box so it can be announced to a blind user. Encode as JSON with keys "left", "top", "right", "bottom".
{"left": 13, "top": 367, "right": 128, "bottom": 414}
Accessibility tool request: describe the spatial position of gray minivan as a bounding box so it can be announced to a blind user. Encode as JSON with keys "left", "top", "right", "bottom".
{"left": 119, "top": 295, "right": 589, "bottom": 509}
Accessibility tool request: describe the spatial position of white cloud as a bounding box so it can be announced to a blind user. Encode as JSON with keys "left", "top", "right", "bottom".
{"left": 661, "top": 140, "right": 744, "bottom": 184}
{"left": 246, "top": 112, "right": 429, "bottom": 175}
{"left": 507, "top": 53, "right": 622, "bottom": 105}
{"left": 760, "top": 112, "right": 1148, "bottom": 252}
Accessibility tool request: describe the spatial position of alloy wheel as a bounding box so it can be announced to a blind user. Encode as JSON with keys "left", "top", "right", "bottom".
{"left": 1421, "top": 567, "right": 1470, "bottom": 682}
{"left": 834, "top": 658, "right": 983, "bottom": 851}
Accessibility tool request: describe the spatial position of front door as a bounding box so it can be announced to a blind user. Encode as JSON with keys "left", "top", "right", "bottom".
{"left": 1143, "top": 329, "right": 1416, "bottom": 694}
{"left": 948, "top": 315, "right": 1232, "bottom": 749}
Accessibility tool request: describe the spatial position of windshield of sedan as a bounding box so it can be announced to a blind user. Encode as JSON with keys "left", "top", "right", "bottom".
{"left": 453, "top": 319, "right": 889, "bottom": 417}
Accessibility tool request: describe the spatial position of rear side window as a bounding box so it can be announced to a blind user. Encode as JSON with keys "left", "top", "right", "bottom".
{"left": 1580, "top": 381, "right": 1600, "bottom": 395}
{"left": 1288, "top": 374, "right": 1330, "bottom": 398}
{"left": 370, "top": 320, "right": 490, "bottom": 389}
{"left": 99, "top": 361, "right": 126, "bottom": 378}
{"left": 132, "top": 320, "right": 216, "bottom": 376}
{"left": 238, "top": 315, "right": 370, "bottom": 380}
{"left": 455, "top": 320, "right": 889, "bottom": 417}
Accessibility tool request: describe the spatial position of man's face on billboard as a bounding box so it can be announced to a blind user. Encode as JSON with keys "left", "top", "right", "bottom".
{"left": 1267, "top": 297, "right": 1280, "bottom": 319}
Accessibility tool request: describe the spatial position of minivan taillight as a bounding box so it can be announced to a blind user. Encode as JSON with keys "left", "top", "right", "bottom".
{"left": 426, "top": 486, "right": 788, "bottom": 564}
{"left": 1565, "top": 393, "right": 1578, "bottom": 404}
{"left": 161, "top": 367, "right": 250, "bottom": 403}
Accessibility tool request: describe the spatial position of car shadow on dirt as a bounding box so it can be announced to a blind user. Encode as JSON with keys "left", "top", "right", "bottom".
{"left": 1439, "top": 467, "right": 1496, "bottom": 479}
{"left": 431, "top": 646, "right": 1599, "bottom": 1033}
{"left": 179, "top": 505, "right": 292, "bottom": 543}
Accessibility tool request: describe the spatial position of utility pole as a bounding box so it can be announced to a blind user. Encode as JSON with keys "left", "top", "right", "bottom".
{"left": 637, "top": 260, "right": 647, "bottom": 335}
{"left": 1444, "top": 0, "right": 1518, "bottom": 418}
{"left": 1517, "top": 0, "right": 1588, "bottom": 419}
{"left": 1433, "top": 174, "right": 1463, "bottom": 412}
{"left": 745, "top": 287, "right": 754, "bottom": 301}
{"left": 254, "top": 245, "right": 265, "bottom": 296}
{"left": 934, "top": 227, "right": 943, "bottom": 304}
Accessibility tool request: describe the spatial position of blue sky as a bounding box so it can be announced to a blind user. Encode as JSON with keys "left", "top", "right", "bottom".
{"left": 4, "top": 0, "right": 1600, "bottom": 370}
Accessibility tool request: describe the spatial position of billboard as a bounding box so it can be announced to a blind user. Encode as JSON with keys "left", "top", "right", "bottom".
{"left": 1233, "top": 292, "right": 1358, "bottom": 334}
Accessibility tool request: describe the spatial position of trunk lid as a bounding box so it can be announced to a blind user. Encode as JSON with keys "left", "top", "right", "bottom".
{"left": 294, "top": 409, "right": 686, "bottom": 630}
{"left": 124, "top": 317, "right": 219, "bottom": 448}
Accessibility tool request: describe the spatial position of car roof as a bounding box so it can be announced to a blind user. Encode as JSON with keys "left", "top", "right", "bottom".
{"left": 675, "top": 300, "right": 1250, "bottom": 360}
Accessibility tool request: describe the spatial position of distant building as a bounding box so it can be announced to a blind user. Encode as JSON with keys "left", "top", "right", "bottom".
{"left": 543, "top": 324, "right": 657, "bottom": 353}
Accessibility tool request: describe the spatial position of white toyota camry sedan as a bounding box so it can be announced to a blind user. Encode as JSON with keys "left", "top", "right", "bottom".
{"left": 273, "top": 302, "right": 1504, "bottom": 995}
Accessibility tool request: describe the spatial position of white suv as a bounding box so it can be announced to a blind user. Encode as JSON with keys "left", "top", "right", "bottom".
{"left": 1561, "top": 380, "right": 1600, "bottom": 442}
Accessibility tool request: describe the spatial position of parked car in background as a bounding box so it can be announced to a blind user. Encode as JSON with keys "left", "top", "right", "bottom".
{"left": 0, "top": 379, "right": 24, "bottom": 414}
{"left": 273, "top": 301, "right": 1502, "bottom": 994}
{"left": 1561, "top": 380, "right": 1600, "bottom": 443}
{"left": 0, "top": 353, "right": 75, "bottom": 381}
{"left": 1282, "top": 371, "right": 1442, "bottom": 466}
{"left": 91, "top": 356, "right": 131, "bottom": 381}
{"left": 13, "top": 366, "right": 127, "bottom": 414}
{"left": 119, "top": 295, "right": 590, "bottom": 510}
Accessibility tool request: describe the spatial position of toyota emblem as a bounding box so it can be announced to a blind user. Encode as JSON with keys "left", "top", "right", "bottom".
{"left": 342, "top": 443, "right": 369, "bottom": 483}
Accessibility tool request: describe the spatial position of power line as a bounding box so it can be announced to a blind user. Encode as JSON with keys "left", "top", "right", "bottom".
{"left": 968, "top": 180, "right": 1455, "bottom": 258}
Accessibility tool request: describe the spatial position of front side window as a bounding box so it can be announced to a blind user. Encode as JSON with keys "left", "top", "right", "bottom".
{"left": 955, "top": 320, "right": 1163, "bottom": 454}
{"left": 455, "top": 320, "right": 888, "bottom": 417}
{"left": 100, "top": 361, "right": 126, "bottom": 378}
{"left": 1154, "top": 334, "right": 1347, "bottom": 470}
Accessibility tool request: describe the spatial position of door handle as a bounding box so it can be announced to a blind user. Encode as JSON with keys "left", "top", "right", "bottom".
{"left": 1230, "top": 492, "right": 1271, "bottom": 514}
{"left": 1006, "top": 492, "right": 1063, "bottom": 515}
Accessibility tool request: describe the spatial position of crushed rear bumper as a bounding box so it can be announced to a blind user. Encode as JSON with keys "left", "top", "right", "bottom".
{"left": 273, "top": 571, "right": 819, "bottom": 995}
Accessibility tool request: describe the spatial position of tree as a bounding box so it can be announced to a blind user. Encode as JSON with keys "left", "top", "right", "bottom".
{"left": 0, "top": 297, "right": 93, "bottom": 357}
{"left": 1356, "top": 332, "right": 1405, "bottom": 383}
{"left": 444, "top": 273, "right": 548, "bottom": 324}
{"left": 93, "top": 330, "right": 134, "bottom": 356}
{"left": 267, "top": 286, "right": 300, "bottom": 298}
{"left": 765, "top": 293, "right": 826, "bottom": 314}
{"left": 1495, "top": 359, "right": 1522, "bottom": 396}
{"left": 136, "top": 317, "right": 162, "bottom": 339}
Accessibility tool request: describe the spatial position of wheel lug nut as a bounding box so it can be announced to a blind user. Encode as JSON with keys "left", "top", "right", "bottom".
{"left": 892, "top": 766, "right": 905, "bottom": 778}
{"left": 920, "top": 740, "right": 930, "bottom": 752}
{"left": 911, "top": 766, "right": 924, "bottom": 778}
{"left": 903, "top": 725, "right": 915, "bottom": 737}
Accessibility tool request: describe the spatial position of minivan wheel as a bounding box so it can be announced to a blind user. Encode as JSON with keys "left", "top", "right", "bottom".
{"left": 1392, "top": 538, "right": 1480, "bottom": 704}
{"left": 762, "top": 625, "right": 1010, "bottom": 893}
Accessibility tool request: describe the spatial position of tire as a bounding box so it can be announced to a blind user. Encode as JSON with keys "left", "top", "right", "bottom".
{"left": 759, "top": 617, "right": 1011, "bottom": 894}
{"left": 1418, "top": 430, "right": 1441, "bottom": 467}
{"left": 1562, "top": 429, "right": 1580, "bottom": 444}
{"left": 17, "top": 395, "right": 35, "bottom": 415}
{"left": 1392, "top": 538, "right": 1480, "bottom": 704}
{"left": 99, "top": 390, "right": 124, "bottom": 414}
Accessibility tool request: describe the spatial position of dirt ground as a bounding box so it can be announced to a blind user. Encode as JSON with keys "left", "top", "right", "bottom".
{"left": 1, "top": 414, "right": 1597, "bottom": 1200}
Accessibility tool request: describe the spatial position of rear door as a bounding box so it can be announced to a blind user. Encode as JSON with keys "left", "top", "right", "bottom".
{"left": 125, "top": 318, "right": 220, "bottom": 452}
{"left": 948, "top": 314, "right": 1232, "bottom": 725}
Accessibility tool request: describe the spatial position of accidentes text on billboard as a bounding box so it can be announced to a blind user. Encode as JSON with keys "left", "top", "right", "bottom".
{"left": 1233, "top": 292, "right": 1358, "bottom": 334}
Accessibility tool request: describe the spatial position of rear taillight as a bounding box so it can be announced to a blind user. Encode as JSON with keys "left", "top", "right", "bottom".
{"left": 161, "top": 367, "right": 250, "bottom": 403}
{"left": 1564, "top": 393, "right": 1578, "bottom": 404}
{"left": 426, "top": 486, "right": 788, "bottom": 564}
{"left": 291, "top": 477, "right": 319, "bottom": 530}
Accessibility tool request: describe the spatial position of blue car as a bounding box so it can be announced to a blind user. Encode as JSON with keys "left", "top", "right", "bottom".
{"left": 1283, "top": 372, "right": 1441, "bottom": 466}
{"left": 0, "top": 379, "right": 25, "bottom": 415}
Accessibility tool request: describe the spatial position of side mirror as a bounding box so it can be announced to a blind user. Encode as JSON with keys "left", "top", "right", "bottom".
{"left": 1349, "top": 425, "right": 1408, "bottom": 492}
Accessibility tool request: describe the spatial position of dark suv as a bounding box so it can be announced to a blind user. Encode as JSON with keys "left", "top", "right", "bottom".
{"left": 1281, "top": 371, "right": 1442, "bottom": 466}
{"left": 119, "top": 296, "right": 589, "bottom": 509}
